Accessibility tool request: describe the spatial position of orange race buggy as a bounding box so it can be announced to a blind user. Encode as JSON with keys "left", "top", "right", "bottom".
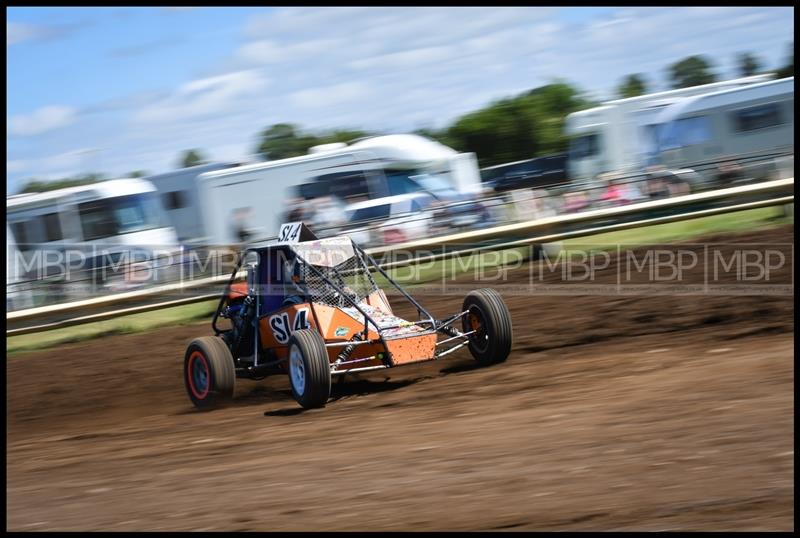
{"left": 184, "top": 223, "right": 513, "bottom": 410}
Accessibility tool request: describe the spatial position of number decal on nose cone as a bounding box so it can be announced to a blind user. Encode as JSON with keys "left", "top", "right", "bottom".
{"left": 269, "top": 308, "right": 310, "bottom": 344}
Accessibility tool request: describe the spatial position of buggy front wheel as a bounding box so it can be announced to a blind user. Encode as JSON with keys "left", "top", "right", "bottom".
{"left": 288, "top": 330, "right": 332, "bottom": 409}
{"left": 462, "top": 289, "right": 513, "bottom": 366}
{"left": 184, "top": 336, "right": 236, "bottom": 410}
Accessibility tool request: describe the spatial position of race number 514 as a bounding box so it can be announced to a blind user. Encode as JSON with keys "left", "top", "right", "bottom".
{"left": 269, "top": 308, "right": 310, "bottom": 344}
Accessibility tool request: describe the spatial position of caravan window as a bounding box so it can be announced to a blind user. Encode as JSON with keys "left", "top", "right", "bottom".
{"left": 312, "top": 170, "right": 372, "bottom": 201}
{"left": 385, "top": 170, "right": 454, "bottom": 197}
{"left": 41, "top": 213, "right": 62, "bottom": 242}
{"left": 569, "top": 134, "right": 599, "bottom": 159}
{"left": 79, "top": 193, "right": 163, "bottom": 240}
{"left": 386, "top": 172, "right": 420, "bottom": 196}
{"left": 296, "top": 181, "right": 329, "bottom": 200}
{"left": 660, "top": 116, "right": 711, "bottom": 149}
{"left": 680, "top": 116, "right": 711, "bottom": 146}
{"left": 347, "top": 204, "right": 391, "bottom": 223}
{"left": 10, "top": 221, "right": 30, "bottom": 250}
{"left": 732, "top": 103, "right": 783, "bottom": 132}
{"left": 163, "top": 191, "right": 187, "bottom": 210}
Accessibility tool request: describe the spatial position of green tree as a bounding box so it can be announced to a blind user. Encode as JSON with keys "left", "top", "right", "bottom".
{"left": 255, "top": 123, "right": 318, "bottom": 160}
{"left": 317, "top": 129, "right": 372, "bottom": 145}
{"left": 616, "top": 74, "right": 648, "bottom": 99}
{"left": 737, "top": 52, "right": 761, "bottom": 77}
{"left": 128, "top": 170, "right": 148, "bottom": 178}
{"left": 255, "top": 124, "right": 372, "bottom": 160}
{"left": 776, "top": 42, "right": 794, "bottom": 78}
{"left": 18, "top": 173, "right": 106, "bottom": 193}
{"left": 179, "top": 149, "right": 207, "bottom": 168}
{"left": 668, "top": 55, "right": 716, "bottom": 89}
{"left": 444, "top": 81, "right": 593, "bottom": 167}
{"left": 413, "top": 126, "right": 442, "bottom": 138}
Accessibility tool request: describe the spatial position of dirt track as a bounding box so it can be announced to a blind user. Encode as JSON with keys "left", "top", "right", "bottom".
{"left": 6, "top": 226, "right": 794, "bottom": 531}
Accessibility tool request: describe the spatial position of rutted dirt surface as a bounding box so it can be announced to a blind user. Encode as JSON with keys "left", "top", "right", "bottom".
{"left": 7, "top": 226, "right": 794, "bottom": 531}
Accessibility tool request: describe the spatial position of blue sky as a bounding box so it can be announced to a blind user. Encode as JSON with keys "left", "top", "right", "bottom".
{"left": 6, "top": 7, "right": 795, "bottom": 193}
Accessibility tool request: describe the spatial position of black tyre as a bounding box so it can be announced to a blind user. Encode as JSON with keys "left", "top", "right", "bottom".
{"left": 288, "top": 329, "right": 332, "bottom": 409}
{"left": 184, "top": 336, "right": 236, "bottom": 410}
{"left": 462, "top": 288, "right": 513, "bottom": 366}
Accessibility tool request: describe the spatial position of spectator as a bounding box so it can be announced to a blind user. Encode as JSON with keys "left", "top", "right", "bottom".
{"left": 284, "top": 197, "right": 305, "bottom": 223}
{"left": 231, "top": 207, "right": 255, "bottom": 244}
{"left": 645, "top": 165, "right": 671, "bottom": 200}
{"left": 618, "top": 178, "right": 646, "bottom": 204}
{"left": 310, "top": 196, "right": 344, "bottom": 235}
{"left": 530, "top": 189, "right": 557, "bottom": 218}
{"left": 563, "top": 190, "right": 590, "bottom": 213}
{"left": 510, "top": 189, "right": 537, "bottom": 221}
{"left": 716, "top": 159, "right": 744, "bottom": 186}
{"left": 600, "top": 178, "right": 626, "bottom": 207}
{"left": 284, "top": 197, "right": 316, "bottom": 225}
{"left": 664, "top": 171, "right": 691, "bottom": 197}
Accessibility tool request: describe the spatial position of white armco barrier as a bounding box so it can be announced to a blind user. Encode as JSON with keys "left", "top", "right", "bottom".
{"left": 6, "top": 178, "right": 794, "bottom": 335}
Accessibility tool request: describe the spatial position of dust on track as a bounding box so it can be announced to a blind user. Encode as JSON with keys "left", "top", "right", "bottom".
{"left": 7, "top": 225, "right": 794, "bottom": 531}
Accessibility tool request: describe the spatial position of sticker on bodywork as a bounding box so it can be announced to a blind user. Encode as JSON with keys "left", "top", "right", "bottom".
{"left": 335, "top": 327, "right": 349, "bottom": 337}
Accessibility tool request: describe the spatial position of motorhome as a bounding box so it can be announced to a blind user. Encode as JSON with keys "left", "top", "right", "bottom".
{"left": 145, "top": 162, "right": 240, "bottom": 243}
{"left": 564, "top": 74, "right": 775, "bottom": 181}
{"left": 6, "top": 178, "right": 179, "bottom": 296}
{"left": 195, "top": 134, "right": 484, "bottom": 245}
{"left": 654, "top": 77, "right": 794, "bottom": 184}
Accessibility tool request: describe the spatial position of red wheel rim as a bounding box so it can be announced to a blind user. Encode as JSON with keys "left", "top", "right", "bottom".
{"left": 187, "top": 351, "right": 210, "bottom": 399}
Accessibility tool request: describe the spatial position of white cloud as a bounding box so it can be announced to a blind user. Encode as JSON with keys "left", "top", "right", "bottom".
{"left": 7, "top": 22, "right": 40, "bottom": 45}
{"left": 41, "top": 148, "right": 102, "bottom": 171}
{"left": 8, "top": 106, "right": 78, "bottom": 136}
{"left": 7, "top": 20, "right": 84, "bottom": 46}
{"left": 6, "top": 149, "right": 101, "bottom": 186}
{"left": 289, "top": 81, "right": 372, "bottom": 108}
{"left": 348, "top": 45, "right": 459, "bottom": 71}
{"left": 135, "top": 69, "right": 270, "bottom": 124}
{"left": 235, "top": 38, "right": 342, "bottom": 65}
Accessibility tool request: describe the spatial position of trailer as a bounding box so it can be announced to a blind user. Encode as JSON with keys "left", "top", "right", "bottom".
{"left": 654, "top": 77, "right": 794, "bottom": 186}
{"left": 565, "top": 74, "right": 775, "bottom": 182}
{"left": 144, "top": 162, "right": 241, "bottom": 244}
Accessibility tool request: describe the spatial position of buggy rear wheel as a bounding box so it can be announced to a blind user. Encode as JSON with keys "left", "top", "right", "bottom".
{"left": 462, "top": 289, "right": 513, "bottom": 366}
{"left": 184, "top": 336, "right": 236, "bottom": 410}
{"left": 288, "top": 329, "right": 332, "bottom": 409}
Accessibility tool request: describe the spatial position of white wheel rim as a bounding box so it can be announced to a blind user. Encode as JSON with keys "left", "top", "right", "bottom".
{"left": 289, "top": 345, "right": 305, "bottom": 396}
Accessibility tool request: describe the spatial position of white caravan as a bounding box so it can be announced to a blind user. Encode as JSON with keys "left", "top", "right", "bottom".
{"left": 654, "top": 77, "right": 794, "bottom": 181}
{"left": 565, "top": 74, "right": 775, "bottom": 181}
{"left": 6, "top": 178, "right": 179, "bottom": 294}
{"left": 195, "top": 134, "right": 483, "bottom": 245}
{"left": 145, "top": 162, "right": 240, "bottom": 244}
